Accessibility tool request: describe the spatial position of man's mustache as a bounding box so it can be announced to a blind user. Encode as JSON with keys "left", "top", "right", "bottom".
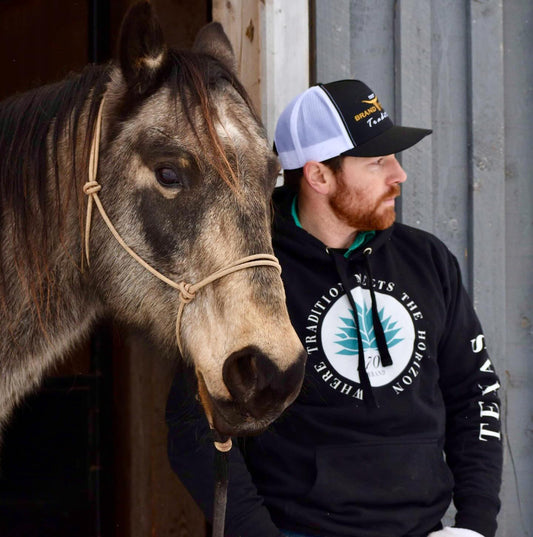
{"left": 381, "top": 184, "right": 401, "bottom": 202}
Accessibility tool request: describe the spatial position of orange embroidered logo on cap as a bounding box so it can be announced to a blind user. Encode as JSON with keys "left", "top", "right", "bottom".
{"left": 354, "top": 93, "right": 384, "bottom": 122}
{"left": 361, "top": 94, "right": 383, "bottom": 111}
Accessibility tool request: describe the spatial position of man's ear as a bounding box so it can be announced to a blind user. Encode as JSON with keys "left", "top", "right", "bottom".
{"left": 302, "top": 161, "right": 335, "bottom": 195}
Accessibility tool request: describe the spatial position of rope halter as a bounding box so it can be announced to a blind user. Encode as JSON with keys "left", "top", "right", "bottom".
{"left": 83, "top": 96, "right": 282, "bottom": 357}
{"left": 83, "top": 94, "right": 277, "bottom": 537}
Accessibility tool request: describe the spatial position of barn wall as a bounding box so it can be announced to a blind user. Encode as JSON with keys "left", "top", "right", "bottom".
{"left": 212, "top": 0, "right": 310, "bottom": 141}
{"left": 314, "top": 1, "right": 533, "bottom": 535}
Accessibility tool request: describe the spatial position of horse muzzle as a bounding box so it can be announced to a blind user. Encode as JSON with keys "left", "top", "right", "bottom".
{"left": 197, "top": 345, "right": 307, "bottom": 436}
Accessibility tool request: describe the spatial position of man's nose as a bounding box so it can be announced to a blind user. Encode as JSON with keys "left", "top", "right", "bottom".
{"left": 390, "top": 156, "right": 407, "bottom": 184}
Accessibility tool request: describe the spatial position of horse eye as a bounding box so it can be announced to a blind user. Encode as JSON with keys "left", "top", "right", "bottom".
{"left": 155, "top": 167, "right": 185, "bottom": 188}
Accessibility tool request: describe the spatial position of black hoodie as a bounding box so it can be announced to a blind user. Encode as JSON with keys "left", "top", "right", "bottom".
{"left": 166, "top": 186, "right": 502, "bottom": 537}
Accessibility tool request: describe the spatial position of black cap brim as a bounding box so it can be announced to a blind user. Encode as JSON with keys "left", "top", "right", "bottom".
{"left": 341, "top": 125, "right": 432, "bottom": 158}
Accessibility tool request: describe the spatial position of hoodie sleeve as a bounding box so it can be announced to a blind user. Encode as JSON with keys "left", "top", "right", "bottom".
{"left": 165, "top": 365, "right": 283, "bottom": 537}
{"left": 437, "top": 254, "right": 503, "bottom": 537}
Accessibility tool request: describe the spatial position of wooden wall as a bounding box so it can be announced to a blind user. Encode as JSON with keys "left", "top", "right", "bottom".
{"left": 314, "top": 1, "right": 533, "bottom": 535}
{"left": 213, "top": 0, "right": 310, "bottom": 141}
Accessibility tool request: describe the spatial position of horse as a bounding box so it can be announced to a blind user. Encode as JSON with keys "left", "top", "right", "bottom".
{"left": 0, "top": 0, "right": 306, "bottom": 441}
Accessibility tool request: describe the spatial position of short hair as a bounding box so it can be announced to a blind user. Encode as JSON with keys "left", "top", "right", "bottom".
{"left": 282, "top": 155, "right": 345, "bottom": 193}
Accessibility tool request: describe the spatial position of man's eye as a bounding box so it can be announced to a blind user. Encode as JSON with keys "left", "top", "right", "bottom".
{"left": 156, "top": 167, "right": 186, "bottom": 188}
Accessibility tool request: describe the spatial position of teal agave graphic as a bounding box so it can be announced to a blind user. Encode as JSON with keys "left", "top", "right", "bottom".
{"left": 335, "top": 302, "right": 403, "bottom": 356}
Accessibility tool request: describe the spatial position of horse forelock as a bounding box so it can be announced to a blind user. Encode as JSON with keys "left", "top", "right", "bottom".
{"left": 165, "top": 49, "right": 260, "bottom": 192}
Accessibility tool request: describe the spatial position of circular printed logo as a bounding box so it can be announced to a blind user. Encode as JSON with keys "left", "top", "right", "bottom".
{"left": 321, "top": 286, "right": 415, "bottom": 387}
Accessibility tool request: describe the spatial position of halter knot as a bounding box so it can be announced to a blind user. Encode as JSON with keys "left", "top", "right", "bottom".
{"left": 83, "top": 181, "right": 102, "bottom": 195}
{"left": 178, "top": 282, "right": 196, "bottom": 303}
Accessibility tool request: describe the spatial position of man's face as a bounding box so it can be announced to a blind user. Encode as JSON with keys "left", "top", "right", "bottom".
{"left": 329, "top": 154, "right": 407, "bottom": 231}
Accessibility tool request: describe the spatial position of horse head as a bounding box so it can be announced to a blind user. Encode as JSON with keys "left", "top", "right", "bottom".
{"left": 86, "top": 2, "right": 306, "bottom": 436}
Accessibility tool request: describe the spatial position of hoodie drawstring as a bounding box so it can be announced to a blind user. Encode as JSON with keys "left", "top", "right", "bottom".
{"left": 330, "top": 247, "right": 393, "bottom": 409}
{"left": 363, "top": 249, "right": 393, "bottom": 367}
{"left": 331, "top": 251, "right": 377, "bottom": 408}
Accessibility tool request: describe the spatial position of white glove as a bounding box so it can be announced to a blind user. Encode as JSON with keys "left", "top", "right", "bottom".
{"left": 428, "top": 528, "right": 485, "bottom": 537}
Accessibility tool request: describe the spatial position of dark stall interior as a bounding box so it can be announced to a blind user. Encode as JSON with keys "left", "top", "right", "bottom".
{"left": 0, "top": 1, "right": 210, "bottom": 535}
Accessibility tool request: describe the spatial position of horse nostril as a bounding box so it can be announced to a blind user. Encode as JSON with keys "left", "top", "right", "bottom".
{"left": 222, "top": 345, "right": 306, "bottom": 422}
{"left": 223, "top": 346, "right": 276, "bottom": 405}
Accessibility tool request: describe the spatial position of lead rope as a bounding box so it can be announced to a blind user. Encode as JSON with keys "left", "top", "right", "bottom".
{"left": 212, "top": 429, "right": 232, "bottom": 537}
{"left": 84, "top": 96, "right": 280, "bottom": 536}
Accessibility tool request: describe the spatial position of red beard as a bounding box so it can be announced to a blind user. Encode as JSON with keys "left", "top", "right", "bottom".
{"left": 329, "top": 179, "right": 400, "bottom": 231}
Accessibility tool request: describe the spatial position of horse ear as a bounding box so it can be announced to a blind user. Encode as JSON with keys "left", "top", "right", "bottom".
{"left": 118, "top": 0, "right": 170, "bottom": 95}
{"left": 192, "top": 22, "right": 237, "bottom": 73}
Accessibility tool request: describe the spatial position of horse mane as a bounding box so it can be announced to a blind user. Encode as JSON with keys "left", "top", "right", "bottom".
{"left": 0, "top": 64, "right": 109, "bottom": 322}
{"left": 0, "top": 48, "right": 259, "bottom": 322}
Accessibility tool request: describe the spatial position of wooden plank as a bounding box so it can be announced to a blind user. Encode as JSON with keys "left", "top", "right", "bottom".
{"left": 468, "top": 0, "right": 506, "bottom": 342}
{"left": 212, "top": 0, "right": 309, "bottom": 142}
{"left": 260, "top": 0, "right": 310, "bottom": 141}
{"left": 314, "top": 0, "right": 351, "bottom": 82}
{"left": 348, "top": 0, "right": 396, "bottom": 111}
{"left": 212, "top": 0, "right": 262, "bottom": 114}
{"left": 314, "top": 1, "right": 396, "bottom": 110}
{"left": 429, "top": 0, "right": 470, "bottom": 281}
{"left": 500, "top": 1, "right": 533, "bottom": 534}
{"left": 469, "top": 5, "right": 507, "bottom": 532}
{"left": 432, "top": 0, "right": 471, "bottom": 501}
{"left": 394, "top": 0, "right": 433, "bottom": 234}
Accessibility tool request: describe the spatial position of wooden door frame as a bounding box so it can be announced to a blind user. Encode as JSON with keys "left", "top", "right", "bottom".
{"left": 212, "top": 0, "right": 310, "bottom": 141}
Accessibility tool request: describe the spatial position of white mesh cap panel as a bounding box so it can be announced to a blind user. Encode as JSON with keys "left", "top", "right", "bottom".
{"left": 274, "top": 86, "right": 354, "bottom": 170}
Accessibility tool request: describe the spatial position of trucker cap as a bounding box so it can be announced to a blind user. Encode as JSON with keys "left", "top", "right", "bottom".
{"left": 274, "top": 79, "right": 432, "bottom": 170}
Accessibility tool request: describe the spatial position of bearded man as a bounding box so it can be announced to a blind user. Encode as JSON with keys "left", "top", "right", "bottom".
{"left": 166, "top": 79, "right": 503, "bottom": 537}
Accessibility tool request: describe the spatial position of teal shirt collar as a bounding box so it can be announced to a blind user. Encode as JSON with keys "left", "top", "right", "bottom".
{"left": 291, "top": 195, "right": 375, "bottom": 257}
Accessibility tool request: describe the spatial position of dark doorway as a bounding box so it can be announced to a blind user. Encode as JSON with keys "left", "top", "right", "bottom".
{"left": 0, "top": 1, "right": 209, "bottom": 536}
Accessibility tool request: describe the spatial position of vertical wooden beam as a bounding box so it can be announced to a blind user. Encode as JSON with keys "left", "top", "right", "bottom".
{"left": 501, "top": 1, "right": 533, "bottom": 533}
{"left": 468, "top": 0, "right": 505, "bottom": 343}
{"left": 468, "top": 4, "right": 507, "bottom": 533}
{"left": 314, "top": 0, "right": 351, "bottom": 82}
{"left": 429, "top": 2, "right": 470, "bottom": 282}
{"left": 351, "top": 0, "right": 396, "bottom": 109}
{"left": 213, "top": 0, "right": 309, "bottom": 141}
{"left": 260, "top": 0, "right": 309, "bottom": 140}
{"left": 212, "top": 0, "right": 262, "bottom": 114}
{"left": 394, "top": 0, "right": 433, "bottom": 232}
